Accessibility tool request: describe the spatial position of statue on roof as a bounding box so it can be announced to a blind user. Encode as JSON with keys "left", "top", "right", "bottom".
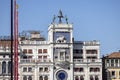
{"left": 58, "top": 10, "right": 64, "bottom": 23}
{"left": 52, "top": 15, "right": 56, "bottom": 23}
{"left": 52, "top": 10, "right": 69, "bottom": 24}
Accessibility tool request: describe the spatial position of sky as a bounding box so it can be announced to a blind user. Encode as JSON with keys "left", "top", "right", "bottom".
{"left": 0, "top": 0, "right": 120, "bottom": 57}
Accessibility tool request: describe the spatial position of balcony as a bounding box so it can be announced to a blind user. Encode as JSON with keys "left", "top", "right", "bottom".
{"left": 0, "top": 73, "right": 11, "bottom": 76}
{"left": 86, "top": 54, "right": 98, "bottom": 56}
{"left": 89, "top": 72, "right": 101, "bottom": 75}
{"left": 111, "top": 76, "right": 116, "bottom": 79}
{"left": 74, "top": 54, "right": 83, "bottom": 56}
{"left": 83, "top": 41, "right": 100, "bottom": 46}
{"left": 73, "top": 59, "right": 102, "bottom": 63}
{"left": 74, "top": 72, "right": 84, "bottom": 75}
{"left": 20, "top": 41, "right": 48, "bottom": 45}
{"left": 20, "top": 59, "right": 51, "bottom": 63}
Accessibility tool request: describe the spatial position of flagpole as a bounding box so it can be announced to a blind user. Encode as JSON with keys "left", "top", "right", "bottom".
{"left": 14, "top": 0, "right": 18, "bottom": 80}
{"left": 10, "top": 0, "right": 13, "bottom": 80}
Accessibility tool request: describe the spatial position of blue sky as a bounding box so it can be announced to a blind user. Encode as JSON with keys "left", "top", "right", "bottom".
{"left": 0, "top": 0, "right": 120, "bottom": 56}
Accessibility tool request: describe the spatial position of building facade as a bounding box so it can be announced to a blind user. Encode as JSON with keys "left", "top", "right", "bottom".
{"left": 0, "top": 11, "right": 102, "bottom": 80}
{"left": 102, "top": 51, "right": 120, "bottom": 80}
{"left": 0, "top": 38, "right": 11, "bottom": 80}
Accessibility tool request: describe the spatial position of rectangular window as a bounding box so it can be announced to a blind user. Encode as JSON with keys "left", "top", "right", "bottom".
{"left": 38, "top": 56, "right": 42, "bottom": 59}
{"left": 73, "top": 56, "right": 83, "bottom": 59}
{"left": 54, "top": 56, "right": 58, "bottom": 59}
{"left": 96, "top": 68, "right": 100, "bottom": 72}
{"left": 74, "top": 68, "right": 79, "bottom": 72}
{"left": 73, "top": 49, "right": 83, "bottom": 54}
{"left": 119, "top": 59, "right": 120, "bottom": 67}
{"left": 115, "top": 59, "right": 118, "bottom": 63}
{"left": 111, "top": 59, "right": 114, "bottom": 67}
{"left": 119, "top": 71, "right": 120, "bottom": 78}
{"left": 28, "top": 49, "right": 32, "bottom": 54}
{"left": 28, "top": 67, "right": 32, "bottom": 72}
{"left": 23, "top": 49, "right": 27, "bottom": 53}
{"left": 87, "top": 56, "right": 97, "bottom": 59}
{"left": 60, "top": 52, "right": 64, "bottom": 60}
{"left": 106, "top": 59, "right": 109, "bottom": 63}
{"left": 86, "top": 50, "right": 97, "bottom": 54}
{"left": 2, "top": 61, "right": 6, "bottom": 74}
{"left": 111, "top": 71, "right": 115, "bottom": 78}
{"left": 66, "top": 56, "right": 69, "bottom": 59}
{"left": 28, "top": 56, "right": 32, "bottom": 59}
{"left": 115, "top": 59, "right": 118, "bottom": 67}
{"left": 38, "top": 49, "right": 42, "bottom": 53}
{"left": 90, "top": 68, "right": 94, "bottom": 72}
{"left": 43, "top": 49, "right": 47, "bottom": 53}
{"left": 27, "top": 76, "right": 32, "bottom": 80}
{"left": 23, "top": 67, "right": 27, "bottom": 72}
{"left": 44, "top": 67, "right": 48, "bottom": 72}
{"left": 80, "top": 68, "right": 84, "bottom": 72}
{"left": 106, "top": 59, "right": 109, "bottom": 67}
{"left": 43, "top": 56, "right": 47, "bottom": 59}
{"left": 8, "top": 61, "right": 11, "bottom": 74}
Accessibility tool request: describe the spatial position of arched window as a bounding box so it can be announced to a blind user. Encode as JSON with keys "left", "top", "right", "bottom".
{"left": 80, "top": 76, "right": 84, "bottom": 80}
{"left": 44, "top": 76, "right": 48, "bottom": 80}
{"left": 8, "top": 61, "right": 11, "bottom": 74}
{"left": 28, "top": 76, "right": 32, "bottom": 80}
{"left": 90, "top": 76, "right": 94, "bottom": 80}
{"left": 95, "top": 76, "right": 99, "bottom": 80}
{"left": 96, "top": 68, "right": 100, "bottom": 72}
{"left": 75, "top": 76, "right": 79, "bottom": 80}
{"left": 23, "top": 76, "right": 27, "bottom": 80}
{"left": 90, "top": 68, "right": 94, "bottom": 72}
{"left": 80, "top": 68, "right": 84, "bottom": 72}
{"left": 2, "top": 61, "right": 6, "bottom": 74}
{"left": 39, "top": 76, "right": 43, "bottom": 80}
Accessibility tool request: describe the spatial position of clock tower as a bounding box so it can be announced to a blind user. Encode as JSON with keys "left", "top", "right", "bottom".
{"left": 48, "top": 10, "right": 73, "bottom": 80}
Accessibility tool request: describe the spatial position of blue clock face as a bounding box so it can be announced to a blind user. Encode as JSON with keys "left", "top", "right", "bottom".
{"left": 56, "top": 70, "right": 68, "bottom": 80}
{"left": 58, "top": 72, "right": 65, "bottom": 79}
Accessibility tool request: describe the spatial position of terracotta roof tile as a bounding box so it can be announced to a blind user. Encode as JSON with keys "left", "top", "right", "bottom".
{"left": 106, "top": 52, "right": 120, "bottom": 58}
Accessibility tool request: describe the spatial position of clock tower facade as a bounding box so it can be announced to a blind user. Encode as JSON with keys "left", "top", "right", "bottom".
{"left": 48, "top": 10, "right": 73, "bottom": 80}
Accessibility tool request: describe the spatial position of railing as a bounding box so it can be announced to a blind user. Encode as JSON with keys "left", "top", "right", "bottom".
{"left": 20, "top": 59, "right": 51, "bottom": 63}
{"left": 73, "top": 54, "right": 83, "bottom": 56}
{"left": 20, "top": 41, "right": 48, "bottom": 45}
{"left": 89, "top": 72, "right": 101, "bottom": 74}
{"left": 111, "top": 76, "right": 116, "bottom": 79}
{"left": 0, "top": 49, "right": 21, "bottom": 53}
{"left": 73, "top": 59, "right": 102, "bottom": 63}
{"left": 86, "top": 54, "right": 98, "bottom": 56}
{"left": 0, "top": 73, "right": 11, "bottom": 76}
{"left": 83, "top": 41, "right": 100, "bottom": 46}
{"left": 74, "top": 72, "right": 84, "bottom": 75}
{"left": 54, "top": 24, "right": 72, "bottom": 28}
{"left": 106, "top": 63, "right": 120, "bottom": 68}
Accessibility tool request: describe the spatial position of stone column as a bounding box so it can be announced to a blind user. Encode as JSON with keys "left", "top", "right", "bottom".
{"left": 35, "top": 65, "right": 37, "bottom": 80}
{"left": 6, "top": 61, "right": 8, "bottom": 74}
{"left": 0, "top": 62, "right": 2, "bottom": 74}
{"left": 118, "top": 59, "right": 120, "bottom": 67}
